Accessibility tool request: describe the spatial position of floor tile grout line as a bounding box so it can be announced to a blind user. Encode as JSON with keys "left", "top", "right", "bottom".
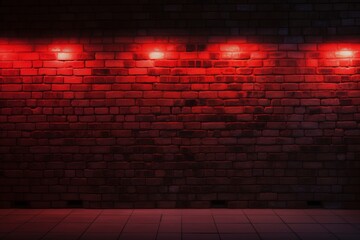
{"left": 274, "top": 208, "right": 304, "bottom": 240}
{"left": 242, "top": 208, "right": 262, "bottom": 240}
{"left": 314, "top": 210, "right": 358, "bottom": 240}
{"left": 116, "top": 209, "right": 134, "bottom": 240}
{"left": 1, "top": 209, "right": 44, "bottom": 240}
{"left": 39, "top": 208, "right": 83, "bottom": 240}
{"left": 312, "top": 214, "right": 343, "bottom": 240}
{"left": 276, "top": 210, "right": 342, "bottom": 240}
{"left": 331, "top": 209, "right": 360, "bottom": 229}
{"left": 155, "top": 213, "right": 163, "bottom": 240}
{"left": 180, "top": 212, "right": 183, "bottom": 240}
{"left": 211, "top": 211, "right": 221, "bottom": 240}
{"left": 76, "top": 209, "right": 103, "bottom": 240}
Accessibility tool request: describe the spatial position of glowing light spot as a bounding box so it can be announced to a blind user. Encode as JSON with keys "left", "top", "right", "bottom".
{"left": 149, "top": 51, "right": 165, "bottom": 59}
{"left": 221, "top": 44, "right": 240, "bottom": 52}
{"left": 336, "top": 50, "right": 354, "bottom": 58}
{"left": 51, "top": 47, "right": 61, "bottom": 52}
{"left": 220, "top": 44, "right": 240, "bottom": 59}
{"left": 58, "top": 53, "right": 73, "bottom": 60}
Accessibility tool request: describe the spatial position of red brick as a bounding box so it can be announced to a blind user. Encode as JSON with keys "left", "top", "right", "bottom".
{"left": 20, "top": 69, "right": 38, "bottom": 75}
{"left": 13, "top": 61, "right": 32, "bottom": 68}
{"left": 95, "top": 52, "right": 115, "bottom": 59}
{"left": 1, "top": 84, "right": 22, "bottom": 91}
{"left": 85, "top": 60, "right": 104, "bottom": 67}
{"left": 18, "top": 53, "right": 39, "bottom": 60}
{"left": 2, "top": 69, "right": 20, "bottom": 76}
{"left": 38, "top": 68, "right": 57, "bottom": 75}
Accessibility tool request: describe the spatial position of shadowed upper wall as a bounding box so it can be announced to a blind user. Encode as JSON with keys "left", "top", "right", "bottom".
{"left": 0, "top": 0, "right": 359, "bottom": 41}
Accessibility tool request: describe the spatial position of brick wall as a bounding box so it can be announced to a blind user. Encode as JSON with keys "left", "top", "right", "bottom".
{"left": 0, "top": 0, "right": 360, "bottom": 208}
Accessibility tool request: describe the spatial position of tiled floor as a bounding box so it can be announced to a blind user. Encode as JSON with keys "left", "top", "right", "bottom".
{"left": 0, "top": 209, "right": 359, "bottom": 240}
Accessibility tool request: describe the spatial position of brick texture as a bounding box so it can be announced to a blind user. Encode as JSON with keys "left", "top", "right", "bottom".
{"left": 0, "top": 0, "right": 360, "bottom": 209}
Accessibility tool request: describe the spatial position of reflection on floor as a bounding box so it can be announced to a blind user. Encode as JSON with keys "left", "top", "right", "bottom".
{"left": 0, "top": 209, "right": 359, "bottom": 240}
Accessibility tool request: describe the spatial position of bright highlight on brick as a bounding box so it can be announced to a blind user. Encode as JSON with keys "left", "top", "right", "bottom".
{"left": 336, "top": 50, "right": 354, "bottom": 58}
{"left": 149, "top": 50, "right": 165, "bottom": 59}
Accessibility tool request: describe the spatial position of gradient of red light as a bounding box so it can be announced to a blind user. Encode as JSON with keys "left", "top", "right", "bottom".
{"left": 149, "top": 51, "right": 164, "bottom": 59}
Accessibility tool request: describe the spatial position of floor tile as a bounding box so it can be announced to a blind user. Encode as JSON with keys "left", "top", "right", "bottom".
{"left": 41, "top": 209, "right": 73, "bottom": 215}
{"left": 122, "top": 223, "right": 159, "bottom": 233}
{"left": 11, "top": 209, "right": 43, "bottom": 215}
{"left": 14, "top": 222, "right": 57, "bottom": 232}
{"left": 0, "top": 209, "right": 14, "bottom": 215}
{"left": 80, "top": 232, "right": 120, "bottom": 240}
{"left": 0, "top": 223, "right": 21, "bottom": 233}
{"left": 119, "top": 232, "right": 157, "bottom": 240}
{"left": 182, "top": 223, "right": 217, "bottom": 233}
{"left": 94, "top": 215, "right": 129, "bottom": 223}
{"left": 0, "top": 214, "right": 34, "bottom": 223}
{"left": 158, "top": 223, "right": 181, "bottom": 232}
{"left": 341, "top": 215, "right": 360, "bottom": 224}
{"left": 216, "top": 223, "right": 256, "bottom": 233}
{"left": 253, "top": 223, "right": 291, "bottom": 233}
{"left": 132, "top": 209, "right": 163, "bottom": 215}
{"left": 70, "top": 209, "right": 102, "bottom": 215}
{"left": 220, "top": 233, "right": 260, "bottom": 240}
{"left": 280, "top": 215, "right": 316, "bottom": 223}
{"left": 181, "top": 209, "right": 212, "bottom": 215}
{"left": 62, "top": 214, "right": 98, "bottom": 223}
{"left": 182, "top": 233, "right": 220, "bottom": 240}
{"left": 182, "top": 215, "right": 214, "bottom": 223}
{"left": 42, "top": 232, "right": 83, "bottom": 240}
{"left": 243, "top": 209, "right": 275, "bottom": 215}
{"left": 288, "top": 223, "right": 328, "bottom": 233}
{"left": 128, "top": 215, "right": 161, "bottom": 224}
{"left": 29, "top": 214, "right": 67, "bottom": 222}
{"left": 213, "top": 215, "right": 249, "bottom": 223}
{"left": 49, "top": 222, "right": 90, "bottom": 233}
{"left": 323, "top": 224, "right": 360, "bottom": 234}
{"left": 335, "top": 233, "right": 360, "bottom": 240}
{"left": 247, "top": 214, "right": 283, "bottom": 223}
{"left": 160, "top": 215, "right": 181, "bottom": 223}
{"left": 211, "top": 209, "right": 244, "bottom": 215}
{"left": 304, "top": 209, "right": 335, "bottom": 216}
{"left": 274, "top": 209, "right": 307, "bottom": 216}
{"left": 159, "top": 209, "right": 182, "bottom": 215}
{"left": 85, "top": 223, "right": 124, "bottom": 233}
{"left": 297, "top": 232, "right": 338, "bottom": 240}
{"left": 332, "top": 210, "right": 360, "bottom": 216}
{"left": 312, "top": 215, "right": 346, "bottom": 223}
{"left": 258, "top": 232, "right": 299, "bottom": 240}
{"left": 101, "top": 209, "right": 133, "bottom": 215}
{"left": 2, "top": 232, "right": 46, "bottom": 240}
{"left": 156, "top": 233, "right": 181, "bottom": 240}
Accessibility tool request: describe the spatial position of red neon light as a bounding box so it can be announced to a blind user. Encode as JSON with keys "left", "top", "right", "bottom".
{"left": 336, "top": 50, "right": 354, "bottom": 58}
{"left": 149, "top": 51, "right": 164, "bottom": 59}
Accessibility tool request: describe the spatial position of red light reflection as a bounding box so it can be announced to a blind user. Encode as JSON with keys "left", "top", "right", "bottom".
{"left": 336, "top": 50, "right": 354, "bottom": 58}
{"left": 149, "top": 50, "right": 164, "bottom": 59}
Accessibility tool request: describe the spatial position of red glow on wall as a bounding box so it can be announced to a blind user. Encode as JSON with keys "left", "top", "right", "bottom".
{"left": 57, "top": 52, "right": 73, "bottom": 60}
{"left": 336, "top": 50, "right": 354, "bottom": 58}
{"left": 149, "top": 50, "right": 165, "bottom": 59}
{"left": 49, "top": 44, "right": 82, "bottom": 60}
{"left": 220, "top": 44, "right": 240, "bottom": 59}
